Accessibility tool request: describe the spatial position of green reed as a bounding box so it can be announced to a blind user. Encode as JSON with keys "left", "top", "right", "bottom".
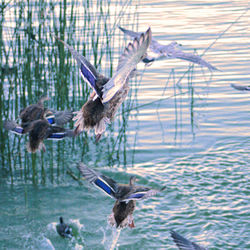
{"left": 0, "top": 0, "right": 141, "bottom": 184}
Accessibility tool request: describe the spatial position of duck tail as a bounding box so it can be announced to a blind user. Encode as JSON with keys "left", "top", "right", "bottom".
{"left": 27, "top": 138, "right": 43, "bottom": 153}
{"left": 73, "top": 110, "right": 85, "bottom": 134}
{"left": 94, "top": 117, "right": 110, "bottom": 141}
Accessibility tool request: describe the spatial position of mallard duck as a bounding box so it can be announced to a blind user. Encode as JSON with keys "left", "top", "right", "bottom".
{"left": 56, "top": 217, "right": 73, "bottom": 238}
{"left": 56, "top": 28, "right": 152, "bottom": 141}
{"left": 77, "top": 163, "right": 164, "bottom": 229}
{"left": 231, "top": 83, "right": 250, "bottom": 91}
{"left": 4, "top": 119, "right": 75, "bottom": 153}
{"left": 19, "top": 96, "right": 73, "bottom": 133}
{"left": 119, "top": 26, "right": 218, "bottom": 71}
{"left": 170, "top": 230, "right": 207, "bottom": 250}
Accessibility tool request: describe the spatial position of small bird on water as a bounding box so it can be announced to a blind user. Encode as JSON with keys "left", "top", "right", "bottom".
{"left": 56, "top": 217, "right": 73, "bottom": 238}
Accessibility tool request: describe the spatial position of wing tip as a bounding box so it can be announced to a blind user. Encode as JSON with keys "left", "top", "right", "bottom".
{"left": 77, "top": 162, "right": 87, "bottom": 175}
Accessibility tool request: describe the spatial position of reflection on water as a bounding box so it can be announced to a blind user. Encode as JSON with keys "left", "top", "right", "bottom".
{"left": 0, "top": 0, "right": 250, "bottom": 249}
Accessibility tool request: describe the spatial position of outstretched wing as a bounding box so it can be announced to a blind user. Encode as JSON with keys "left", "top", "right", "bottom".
{"left": 122, "top": 187, "right": 160, "bottom": 201}
{"left": 231, "top": 83, "right": 250, "bottom": 91}
{"left": 77, "top": 163, "right": 117, "bottom": 198}
{"left": 172, "top": 49, "right": 218, "bottom": 71}
{"left": 46, "top": 128, "right": 75, "bottom": 140}
{"left": 119, "top": 26, "right": 162, "bottom": 57}
{"left": 119, "top": 27, "right": 218, "bottom": 71}
{"left": 118, "top": 26, "right": 141, "bottom": 38}
{"left": 4, "top": 120, "right": 24, "bottom": 135}
{"left": 46, "top": 110, "right": 73, "bottom": 125}
{"left": 170, "top": 230, "right": 206, "bottom": 250}
{"left": 55, "top": 37, "right": 102, "bottom": 97}
{"left": 102, "top": 27, "right": 152, "bottom": 103}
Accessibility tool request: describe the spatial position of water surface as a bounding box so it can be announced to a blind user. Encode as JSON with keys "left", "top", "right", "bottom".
{"left": 0, "top": 0, "right": 249, "bottom": 249}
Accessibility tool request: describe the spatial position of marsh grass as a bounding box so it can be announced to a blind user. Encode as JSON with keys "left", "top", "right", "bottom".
{"left": 0, "top": 0, "right": 141, "bottom": 184}
{"left": 0, "top": 0, "right": 225, "bottom": 185}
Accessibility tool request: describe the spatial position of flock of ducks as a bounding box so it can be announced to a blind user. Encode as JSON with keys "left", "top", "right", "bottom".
{"left": 4, "top": 26, "right": 248, "bottom": 249}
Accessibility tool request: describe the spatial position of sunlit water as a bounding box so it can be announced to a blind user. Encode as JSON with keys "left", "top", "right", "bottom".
{"left": 1, "top": 0, "right": 250, "bottom": 249}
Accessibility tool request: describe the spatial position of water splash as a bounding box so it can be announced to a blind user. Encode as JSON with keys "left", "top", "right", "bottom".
{"left": 109, "top": 228, "right": 121, "bottom": 250}
{"left": 40, "top": 237, "right": 56, "bottom": 250}
{"left": 47, "top": 222, "right": 57, "bottom": 233}
{"left": 69, "top": 218, "right": 85, "bottom": 231}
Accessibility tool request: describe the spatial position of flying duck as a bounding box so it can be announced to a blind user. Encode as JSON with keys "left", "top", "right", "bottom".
{"left": 19, "top": 96, "right": 73, "bottom": 133}
{"left": 119, "top": 26, "right": 218, "bottom": 71}
{"left": 77, "top": 163, "right": 164, "bottom": 229}
{"left": 56, "top": 28, "right": 152, "bottom": 141}
{"left": 4, "top": 119, "right": 75, "bottom": 153}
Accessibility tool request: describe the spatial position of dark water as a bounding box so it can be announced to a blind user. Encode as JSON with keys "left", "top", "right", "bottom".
{"left": 0, "top": 0, "right": 250, "bottom": 249}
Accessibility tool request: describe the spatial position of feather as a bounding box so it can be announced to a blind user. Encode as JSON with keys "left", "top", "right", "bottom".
{"left": 55, "top": 37, "right": 102, "bottom": 97}
{"left": 77, "top": 163, "right": 117, "bottom": 198}
{"left": 102, "top": 28, "right": 152, "bottom": 103}
{"left": 170, "top": 230, "right": 207, "bottom": 250}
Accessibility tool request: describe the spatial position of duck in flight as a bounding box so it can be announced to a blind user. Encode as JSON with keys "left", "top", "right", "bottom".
{"left": 119, "top": 26, "right": 218, "bottom": 71}
{"left": 170, "top": 230, "right": 207, "bottom": 250}
{"left": 56, "top": 28, "right": 152, "bottom": 141}
{"left": 19, "top": 96, "right": 73, "bottom": 133}
{"left": 77, "top": 163, "right": 165, "bottom": 229}
{"left": 4, "top": 119, "right": 75, "bottom": 153}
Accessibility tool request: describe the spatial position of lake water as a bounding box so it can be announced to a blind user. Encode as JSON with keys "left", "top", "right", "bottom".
{"left": 0, "top": 0, "right": 249, "bottom": 249}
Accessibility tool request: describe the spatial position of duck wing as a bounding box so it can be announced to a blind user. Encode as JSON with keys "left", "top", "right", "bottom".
{"left": 55, "top": 37, "right": 102, "bottom": 98}
{"left": 118, "top": 26, "right": 141, "bottom": 38}
{"left": 170, "top": 230, "right": 207, "bottom": 250}
{"left": 120, "top": 186, "right": 161, "bottom": 202}
{"left": 46, "top": 110, "right": 73, "bottom": 125}
{"left": 231, "top": 83, "right": 250, "bottom": 91}
{"left": 4, "top": 120, "right": 24, "bottom": 135}
{"left": 119, "top": 26, "right": 161, "bottom": 60}
{"left": 77, "top": 163, "right": 118, "bottom": 198}
{"left": 46, "top": 125, "right": 75, "bottom": 140}
{"left": 166, "top": 46, "right": 218, "bottom": 71}
{"left": 102, "top": 27, "right": 152, "bottom": 103}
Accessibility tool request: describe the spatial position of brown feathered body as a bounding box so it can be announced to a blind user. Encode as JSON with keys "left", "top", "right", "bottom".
{"left": 75, "top": 77, "right": 130, "bottom": 136}
{"left": 110, "top": 200, "right": 136, "bottom": 228}
{"left": 27, "top": 119, "right": 65, "bottom": 153}
{"left": 72, "top": 28, "right": 152, "bottom": 139}
{"left": 19, "top": 97, "right": 49, "bottom": 133}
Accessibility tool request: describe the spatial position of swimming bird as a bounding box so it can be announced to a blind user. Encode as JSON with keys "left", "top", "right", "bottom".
{"left": 170, "top": 230, "right": 207, "bottom": 250}
{"left": 77, "top": 163, "right": 164, "bottom": 229}
{"left": 4, "top": 119, "right": 75, "bottom": 153}
{"left": 119, "top": 26, "right": 218, "bottom": 71}
{"left": 231, "top": 83, "right": 250, "bottom": 91}
{"left": 19, "top": 96, "right": 73, "bottom": 133}
{"left": 56, "top": 217, "right": 73, "bottom": 238}
{"left": 56, "top": 28, "right": 152, "bottom": 141}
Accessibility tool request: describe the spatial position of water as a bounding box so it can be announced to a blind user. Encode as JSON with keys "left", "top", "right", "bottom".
{"left": 0, "top": 0, "right": 250, "bottom": 249}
